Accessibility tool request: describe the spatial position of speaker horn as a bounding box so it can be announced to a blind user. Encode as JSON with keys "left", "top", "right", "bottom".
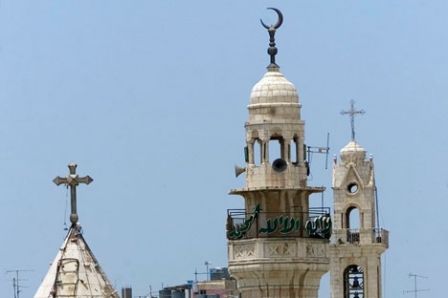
{"left": 272, "top": 158, "right": 287, "bottom": 172}
{"left": 234, "top": 165, "right": 246, "bottom": 177}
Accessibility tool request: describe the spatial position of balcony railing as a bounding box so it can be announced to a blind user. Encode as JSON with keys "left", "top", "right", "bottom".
{"left": 226, "top": 205, "right": 331, "bottom": 240}
{"left": 334, "top": 228, "right": 389, "bottom": 247}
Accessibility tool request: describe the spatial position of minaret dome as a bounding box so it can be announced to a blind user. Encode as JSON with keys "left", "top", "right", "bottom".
{"left": 248, "top": 69, "right": 301, "bottom": 122}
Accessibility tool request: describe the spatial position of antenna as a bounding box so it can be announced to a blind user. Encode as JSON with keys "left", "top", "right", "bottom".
{"left": 374, "top": 185, "right": 380, "bottom": 229}
{"left": 205, "top": 261, "right": 211, "bottom": 281}
{"left": 403, "top": 273, "right": 429, "bottom": 298}
{"left": 5, "top": 269, "right": 33, "bottom": 298}
{"left": 194, "top": 261, "right": 212, "bottom": 282}
{"left": 306, "top": 132, "right": 330, "bottom": 174}
{"left": 148, "top": 285, "right": 157, "bottom": 298}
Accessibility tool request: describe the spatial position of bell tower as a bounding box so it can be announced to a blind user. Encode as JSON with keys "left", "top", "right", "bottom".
{"left": 329, "top": 101, "right": 389, "bottom": 298}
{"left": 227, "top": 8, "right": 331, "bottom": 298}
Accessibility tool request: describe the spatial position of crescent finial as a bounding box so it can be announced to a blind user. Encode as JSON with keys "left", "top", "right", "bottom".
{"left": 260, "top": 7, "right": 283, "bottom": 69}
{"left": 260, "top": 7, "right": 283, "bottom": 30}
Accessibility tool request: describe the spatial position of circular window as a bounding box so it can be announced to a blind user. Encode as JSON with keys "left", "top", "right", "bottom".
{"left": 347, "top": 183, "right": 359, "bottom": 194}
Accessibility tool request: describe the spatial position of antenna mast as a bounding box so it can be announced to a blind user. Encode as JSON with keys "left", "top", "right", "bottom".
{"left": 5, "top": 269, "right": 33, "bottom": 298}
{"left": 306, "top": 132, "right": 330, "bottom": 174}
{"left": 404, "top": 273, "right": 429, "bottom": 298}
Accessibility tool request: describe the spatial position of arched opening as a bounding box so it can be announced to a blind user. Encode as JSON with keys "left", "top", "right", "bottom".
{"left": 291, "top": 137, "right": 299, "bottom": 165}
{"left": 269, "top": 136, "right": 287, "bottom": 172}
{"left": 269, "top": 136, "right": 283, "bottom": 162}
{"left": 346, "top": 207, "right": 361, "bottom": 229}
{"left": 253, "top": 139, "right": 262, "bottom": 165}
{"left": 346, "top": 207, "right": 361, "bottom": 243}
{"left": 344, "top": 265, "right": 364, "bottom": 298}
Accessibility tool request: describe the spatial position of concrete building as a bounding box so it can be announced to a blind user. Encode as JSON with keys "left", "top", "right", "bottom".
{"left": 226, "top": 8, "right": 332, "bottom": 298}
{"left": 159, "top": 268, "right": 238, "bottom": 298}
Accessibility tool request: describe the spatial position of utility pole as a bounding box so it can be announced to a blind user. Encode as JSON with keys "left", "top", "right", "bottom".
{"left": 404, "top": 273, "right": 429, "bottom": 298}
{"left": 5, "top": 269, "right": 33, "bottom": 298}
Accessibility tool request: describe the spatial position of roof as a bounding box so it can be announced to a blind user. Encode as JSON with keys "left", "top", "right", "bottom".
{"left": 34, "top": 225, "right": 119, "bottom": 298}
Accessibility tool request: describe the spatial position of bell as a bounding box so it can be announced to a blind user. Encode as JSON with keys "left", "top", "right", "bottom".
{"left": 352, "top": 277, "right": 360, "bottom": 289}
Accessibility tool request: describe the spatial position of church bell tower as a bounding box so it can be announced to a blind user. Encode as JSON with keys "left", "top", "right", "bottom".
{"left": 226, "top": 8, "right": 331, "bottom": 298}
{"left": 329, "top": 101, "right": 389, "bottom": 298}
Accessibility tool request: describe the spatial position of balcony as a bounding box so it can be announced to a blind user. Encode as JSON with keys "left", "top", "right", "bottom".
{"left": 226, "top": 205, "right": 332, "bottom": 240}
{"left": 333, "top": 228, "right": 389, "bottom": 247}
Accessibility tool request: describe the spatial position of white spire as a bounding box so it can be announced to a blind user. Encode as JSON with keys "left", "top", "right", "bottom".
{"left": 34, "top": 225, "right": 119, "bottom": 298}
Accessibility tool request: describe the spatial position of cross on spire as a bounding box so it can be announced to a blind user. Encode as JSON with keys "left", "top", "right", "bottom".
{"left": 340, "top": 99, "right": 365, "bottom": 141}
{"left": 53, "top": 163, "right": 93, "bottom": 226}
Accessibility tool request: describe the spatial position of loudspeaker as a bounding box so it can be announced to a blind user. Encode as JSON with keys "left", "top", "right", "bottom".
{"left": 272, "top": 158, "right": 287, "bottom": 172}
{"left": 234, "top": 165, "right": 246, "bottom": 177}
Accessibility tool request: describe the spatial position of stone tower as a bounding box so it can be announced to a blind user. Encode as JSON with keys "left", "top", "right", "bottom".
{"left": 329, "top": 116, "right": 389, "bottom": 297}
{"left": 226, "top": 8, "right": 331, "bottom": 298}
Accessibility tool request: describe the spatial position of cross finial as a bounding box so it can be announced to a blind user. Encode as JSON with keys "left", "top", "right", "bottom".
{"left": 53, "top": 163, "right": 93, "bottom": 226}
{"left": 340, "top": 100, "right": 365, "bottom": 141}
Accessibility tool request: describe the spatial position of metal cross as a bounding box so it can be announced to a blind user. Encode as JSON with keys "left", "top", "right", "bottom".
{"left": 53, "top": 163, "right": 93, "bottom": 226}
{"left": 340, "top": 99, "right": 365, "bottom": 141}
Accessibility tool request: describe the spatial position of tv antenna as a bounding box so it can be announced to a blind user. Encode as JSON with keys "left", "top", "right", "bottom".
{"left": 147, "top": 285, "right": 157, "bottom": 298}
{"left": 306, "top": 132, "right": 330, "bottom": 174}
{"left": 403, "top": 273, "right": 429, "bottom": 298}
{"left": 5, "top": 269, "right": 33, "bottom": 298}
{"left": 194, "top": 261, "right": 212, "bottom": 282}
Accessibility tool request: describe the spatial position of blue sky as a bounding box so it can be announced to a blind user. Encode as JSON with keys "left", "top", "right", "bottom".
{"left": 0, "top": 1, "right": 446, "bottom": 297}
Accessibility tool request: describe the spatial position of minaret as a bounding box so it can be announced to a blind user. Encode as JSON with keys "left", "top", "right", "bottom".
{"left": 329, "top": 101, "right": 389, "bottom": 298}
{"left": 227, "top": 8, "right": 331, "bottom": 298}
{"left": 34, "top": 163, "right": 119, "bottom": 298}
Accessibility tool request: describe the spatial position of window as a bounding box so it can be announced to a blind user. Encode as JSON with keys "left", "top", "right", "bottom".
{"left": 269, "top": 137, "right": 283, "bottom": 162}
{"left": 346, "top": 207, "right": 361, "bottom": 230}
{"left": 270, "top": 136, "right": 287, "bottom": 172}
{"left": 291, "top": 137, "right": 299, "bottom": 164}
{"left": 347, "top": 182, "right": 359, "bottom": 194}
{"left": 346, "top": 207, "right": 361, "bottom": 243}
{"left": 253, "top": 139, "right": 262, "bottom": 165}
{"left": 344, "top": 265, "right": 364, "bottom": 298}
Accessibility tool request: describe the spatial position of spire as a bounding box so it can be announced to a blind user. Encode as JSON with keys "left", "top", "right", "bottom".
{"left": 260, "top": 7, "right": 283, "bottom": 70}
{"left": 340, "top": 99, "right": 365, "bottom": 141}
{"left": 53, "top": 163, "right": 93, "bottom": 226}
{"left": 34, "top": 227, "right": 119, "bottom": 298}
{"left": 35, "top": 163, "right": 118, "bottom": 298}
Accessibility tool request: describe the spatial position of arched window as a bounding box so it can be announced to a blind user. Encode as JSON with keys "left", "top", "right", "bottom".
{"left": 269, "top": 136, "right": 284, "bottom": 162}
{"left": 346, "top": 207, "right": 361, "bottom": 243}
{"left": 269, "top": 136, "right": 288, "bottom": 172}
{"left": 291, "top": 137, "right": 299, "bottom": 165}
{"left": 344, "top": 265, "right": 364, "bottom": 298}
{"left": 346, "top": 207, "right": 361, "bottom": 230}
{"left": 253, "top": 139, "right": 262, "bottom": 165}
